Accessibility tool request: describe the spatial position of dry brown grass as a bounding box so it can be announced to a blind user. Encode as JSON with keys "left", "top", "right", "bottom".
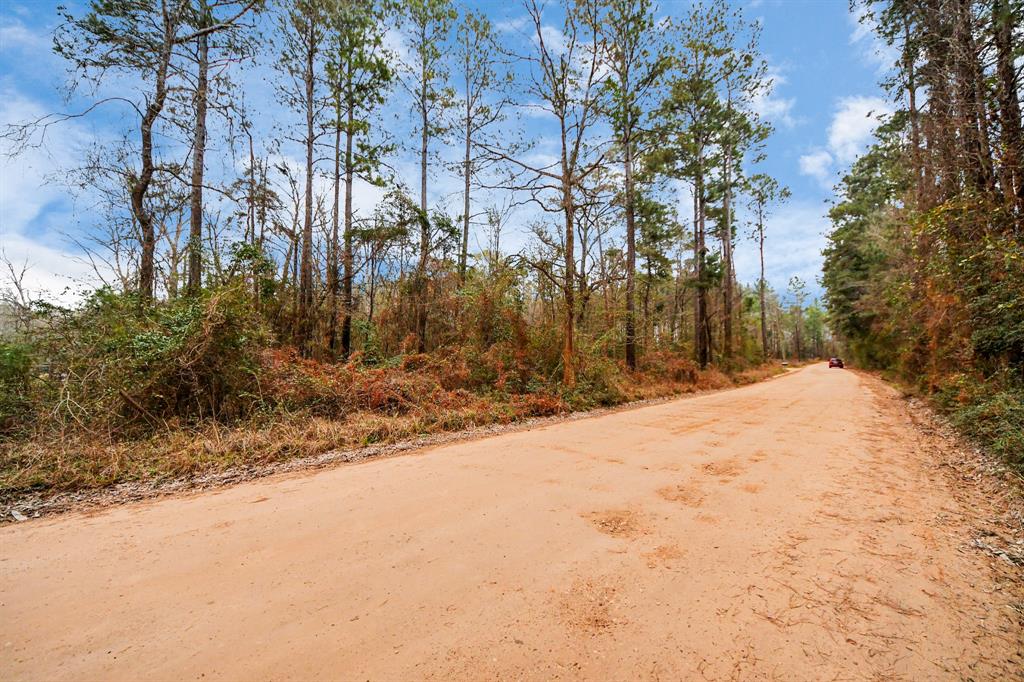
{"left": 733, "top": 364, "right": 788, "bottom": 385}
{"left": 1, "top": 405, "right": 513, "bottom": 496}
{"left": 0, "top": 361, "right": 786, "bottom": 501}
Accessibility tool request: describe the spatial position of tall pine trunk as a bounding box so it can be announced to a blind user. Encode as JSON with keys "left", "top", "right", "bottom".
{"left": 562, "top": 188, "right": 576, "bottom": 388}
{"left": 298, "top": 20, "right": 316, "bottom": 356}
{"left": 132, "top": 27, "right": 173, "bottom": 304}
{"left": 921, "top": 0, "right": 959, "bottom": 200}
{"left": 342, "top": 97, "right": 355, "bottom": 357}
{"left": 624, "top": 129, "right": 637, "bottom": 371}
{"left": 758, "top": 207, "right": 768, "bottom": 361}
{"left": 561, "top": 123, "right": 576, "bottom": 388}
{"left": 460, "top": 66, "right": 471, "bottom": 284}
{"left": 187, "top": 8, "right": 209, "bottom": 298}
{"left": 993, "top": 0, "right": 1023, "bottom": 211}
{"left": 953, "top": 0, "right": 995, "bottom": 194}
{"left": 186, "top": 38, "right": 208, "bottom": 296}
{"left": 904, "top": 19, "right": 925, "bottom": 204}
{"left": 722, "top": 144, "right": 733, "bottom": 361}
{"left": 694, "top": 154, "right": 710, "bottom": 369}
{"left": 416, "top": 35, "right": 429, "bottom": 353}
{"left": 329, "top": 96, "right": 341, "bottom": 355}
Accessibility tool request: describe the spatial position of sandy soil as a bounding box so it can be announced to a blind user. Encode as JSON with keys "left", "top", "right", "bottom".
{"left": 2, "top": 363, "right": 1021, "bottom": 680}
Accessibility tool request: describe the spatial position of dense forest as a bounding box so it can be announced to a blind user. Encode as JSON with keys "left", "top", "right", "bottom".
{"left": 0, "top": 0, "right": 837, "bottom": 494}
{"left": 822, "top": 0, "right": 1023, "bottom": 465}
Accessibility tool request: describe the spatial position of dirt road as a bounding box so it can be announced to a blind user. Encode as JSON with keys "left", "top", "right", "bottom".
{"left": 2, "top": 364, "right": 1021, "bottom": 680}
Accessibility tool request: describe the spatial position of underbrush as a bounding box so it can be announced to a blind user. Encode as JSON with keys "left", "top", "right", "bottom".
{"left": 0, "top": 286, "right": 786, "bottom": 500}
{"left": 932, "top": 371, "right": 1024, "bottom": 470}
{"left": 0, "top": 347, "right": 781, "bottom": 498}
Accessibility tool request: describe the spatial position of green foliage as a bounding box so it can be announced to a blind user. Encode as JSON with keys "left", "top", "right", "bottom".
{"left": 821, "top": 116, "right": 907, "bottom": 350}
{"left": 353, "top": 318, "right": 383, "bottom": 365}
{"left": 803, "top": 303, "right": 827, "bottom": 358}
{"left": 915, "top": 202, "right": 1024, "bottom": 367}
{"left": 325, "top": 0, "right": 394, "bottom": 181}
{"left": 30, "top": 284, "right": 271, "bottom": 430}
{"left": 402, "top": 0, "right": 457, "bottom": 137}
{"left": 821, "top": 80, "right": 1023, "bottom": 469}
{"left": 227, "top": 241, "right": 277, "bottom": 298}
{"left": 636, "top": 190, "right": 681, "bottom": 284}
{"left": 936, "top": 372, "right": 1024, "bottom": 468}
{"left": 0, "top": 342, "right": 33, "bottom": 435}
{"left": 55, "top": 0, "right": 172, "bottom": 76}
{"left": 570, "top": 356, "right": 626, "bottom": 409}
{"left": 699, "top": 251, "right": 724, "bottom": 289}
{"left": 599, "top": 0, "right": 671, "bottom": 153}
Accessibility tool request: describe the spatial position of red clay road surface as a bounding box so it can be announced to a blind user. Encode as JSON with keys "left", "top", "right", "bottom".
{"left": 2, "top": 363, "right": 1021, "bottom": 680}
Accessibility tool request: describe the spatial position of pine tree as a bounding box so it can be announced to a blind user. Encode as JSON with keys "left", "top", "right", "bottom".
{"left": 53, "top": 0, "right": 258, "bottom": 303}
{"left": 325, "top": 0, "right": 394, "bottom": 357}
{"left": 653, "top": 0, "right": 732, "bottom": 368}
{"left": 400, "top": 0, "right": 456, "bottom": 352}
{"left": 276, "top": 0, "right": 328, "bottom": 355}
{"left": 745, "top": 173, "right": 789, "bottom": 361}
{"left": 453, "top": 8, "right": 507, "bottom": 284}
{"left": 599, "top": 0, "right": 671, "bottom": 370}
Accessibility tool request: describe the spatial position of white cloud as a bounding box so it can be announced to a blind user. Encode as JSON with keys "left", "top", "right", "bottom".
{"left": 0, "top": 90, "right": 109, "bottom": 302}
{"left": 382, "top": 26, "right": 410, "bottom": 66}
{"left": 495, "top": 12, "right": 568, "bottom": 55}
{"left": 538, "top": 24, "right": 568, "bottom": 55}
{"left": 0, "top": 232, "right": 100, "bottom": 304}
{"left": 750, "top": 63, "right": 798, "bottom": 129}
{"left": 494, "top": 17, "right": 528, "bottom": 33}
{"left": 798, "top": 149, "right": 833, "bottom": 184}
{"left": 827, "top": 95, "right": 892, "bottom": 164}
{"left": 0, "top": 16, "right": 48, "bottom": 52}
{"left": 798, "top": 95, "right": 893, "bottom": 185}
{"left": 753, "top": 92, "right": 796, "bottom": 128}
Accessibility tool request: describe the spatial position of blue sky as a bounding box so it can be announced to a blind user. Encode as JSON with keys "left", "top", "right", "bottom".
{"left": 0, "top": 0, "right": 894, "bottom": 303}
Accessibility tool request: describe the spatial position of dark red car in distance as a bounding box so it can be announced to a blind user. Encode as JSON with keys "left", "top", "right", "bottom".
{"left": 829, "top": 357, "right": 845, "bottom": 368}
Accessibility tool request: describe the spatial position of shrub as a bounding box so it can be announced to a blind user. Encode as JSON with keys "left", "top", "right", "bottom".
{"left": 260, "top": 348, "right": 475, "bottom": 417}
{"left": 639, "top": 351, "right": 699, "bottom": 383}
{"left": 510, "top": 391, "right": 567, "bottom": 418}
{"left": 572, "top": 352, "right": 627, "bottom": 408}
{"left": 936, "top": 371, "right": 1024, "bottom": 469}
{"left": 30, "top": 285, "right": 271, "bottom": 430}
{"left": 0, "top": 342, "right": 32, "bottom": 435}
